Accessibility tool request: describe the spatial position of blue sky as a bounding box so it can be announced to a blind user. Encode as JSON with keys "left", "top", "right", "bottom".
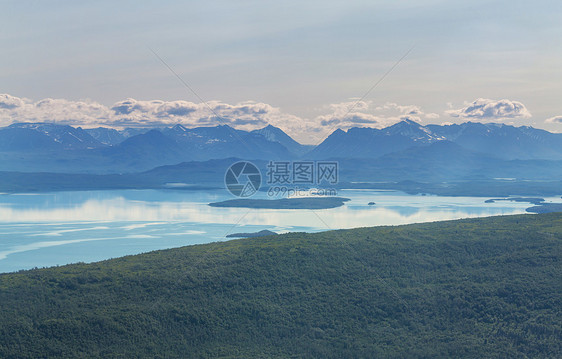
{"left": 2, "top": 0, "right": 562, "bottom": 143}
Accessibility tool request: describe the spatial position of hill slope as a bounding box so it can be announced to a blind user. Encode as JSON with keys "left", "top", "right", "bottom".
{"left": 0, "top": 214, "right": 561, "bottom": 358}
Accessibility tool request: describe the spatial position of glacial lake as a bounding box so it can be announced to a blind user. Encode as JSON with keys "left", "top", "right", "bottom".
{"left": 0, "top": 189, "right": 559, "bottom": 273}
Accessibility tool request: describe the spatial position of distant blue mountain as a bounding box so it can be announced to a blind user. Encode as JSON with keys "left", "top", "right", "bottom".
{"left": 426, "top": 122, "right": 562, "bottom": 160}
{"left": 311, "top": 120, "right": 562, "bottom": 160}
{"left": 85, "top": 127, "right": 125, "bottom": 146}
{"left": 335, "top": 140, "right": 562, "bottom": 183}
{"left": 4, "top": 120, "right": 562, "bottom": 175}
{"left": 102, "top": 129, "right": 187, "bottom": 170}
{"left": 308, "top": 120, "right": 434, "bottom": 159}
{"left": 0, "top": 127, "right": 63, "bottom": 151}
{"left": 119, "top": 127, "right": 153, "bottom": 139}
{"left": 251, "top": 125, "right": 314, "bottom": 156}
{"left": 161, "top": 124, "right": 294, "bottom": 161}
{"left": 6, "top": 123, "right": 104, "bottom": 150}
{"left": 0, "top": 123, "right": 300, "bottom": 172}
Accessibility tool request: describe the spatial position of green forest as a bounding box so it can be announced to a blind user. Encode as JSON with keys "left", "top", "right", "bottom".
{"left": 0, "top": 213, "right": 561, "bottom": 358}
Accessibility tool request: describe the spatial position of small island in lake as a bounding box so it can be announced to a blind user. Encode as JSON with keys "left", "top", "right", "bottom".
{"left": 209, "top": 197, "right": 350, "bottom": 209}
{"left": 485, "top": 197, "right": 560, "bottom": 213}
{"left": 226, "top": 230, "right": 278, "bottom": 238}
{"left": 485, "top": 197, "right": 545, "bottom": 205}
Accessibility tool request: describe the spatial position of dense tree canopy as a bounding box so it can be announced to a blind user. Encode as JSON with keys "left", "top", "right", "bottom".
{"left": 0, "top": 213, "right": 561, "bottom": 358}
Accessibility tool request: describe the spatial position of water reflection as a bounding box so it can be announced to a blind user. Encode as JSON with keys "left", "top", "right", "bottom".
{"left": 0, "top": 189, "right": 532, "bottom": 226}
{"left": 0, "top": 189, "right": 541, "bottom": 272}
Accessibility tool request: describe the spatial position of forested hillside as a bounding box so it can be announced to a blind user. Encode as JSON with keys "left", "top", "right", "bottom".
{"left": 0, "top": 214, "right": 561, "bottom": 358}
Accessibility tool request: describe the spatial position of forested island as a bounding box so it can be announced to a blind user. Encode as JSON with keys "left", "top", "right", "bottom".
{"left": 209, "top": 197, "right": 350, "bottom": 209}
{"left": 485, "top": 197, "right": 545, "bottom": 205}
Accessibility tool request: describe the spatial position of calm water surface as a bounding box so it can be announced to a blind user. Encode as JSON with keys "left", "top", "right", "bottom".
{"left": 0, "top": 189, "right": 555, "bottom": 272}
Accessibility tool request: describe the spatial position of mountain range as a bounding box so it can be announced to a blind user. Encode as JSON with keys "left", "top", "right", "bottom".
{"left": 309, "top": 119, "right": 562, "bottom": 160}
{"left": 2, "top": 120, "right": 562, "bottom": 177}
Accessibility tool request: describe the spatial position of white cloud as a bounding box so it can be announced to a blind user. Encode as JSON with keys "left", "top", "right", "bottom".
{"left": 375, "top": 102, "right": 424, "bottom": 116}
{"left": 545, "top": 115, "right": 562, "bottom": 124}
{"left": 0, "top": 94, "right": 319, "bottom": 142}
{"left": 105, "top": 98, "right": 275, "bottom": 129}
{"left": 0, "top": 94, "right": 27, "bottom": 109}
{"left": 447, "top": 98, "right": 531, "bottom": 121}
{"left": 0, "top": 95, "right": 113, "bottom": 126}
{"left": 0, "top": 94, "right": 442, "bottom": 144}
{"left": 312, "top": 101, "right": 437, "bottom": 136}
{"left": 314, "top": 100, "right": 381, "bottom": 130}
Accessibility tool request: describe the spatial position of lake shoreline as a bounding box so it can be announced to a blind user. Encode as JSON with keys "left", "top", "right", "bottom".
{"left": 1, "top": 188, "right": 557, "bottom": 273}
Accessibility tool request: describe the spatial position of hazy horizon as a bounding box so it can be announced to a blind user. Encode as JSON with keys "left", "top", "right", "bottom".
{"left": 3, "top": 1, "right": 562, "bottom": 144}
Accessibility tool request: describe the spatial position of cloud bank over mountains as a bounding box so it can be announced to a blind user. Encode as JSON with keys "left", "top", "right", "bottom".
{"left": 0, "top": 94, "right": 312, "bottom": 139}
{"left": 0, "top": 94, "right": 557, "bottom": 143}
{"left": 446, "top": 98, "right": 532, "bottom": 122}
{"left": 545, "top": 115, "right": 562, "bottom": 124}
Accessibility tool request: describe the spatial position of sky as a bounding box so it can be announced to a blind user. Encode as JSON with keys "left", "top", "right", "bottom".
{"left": 2, "top": 0, "right": 562, "bottom": 144}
